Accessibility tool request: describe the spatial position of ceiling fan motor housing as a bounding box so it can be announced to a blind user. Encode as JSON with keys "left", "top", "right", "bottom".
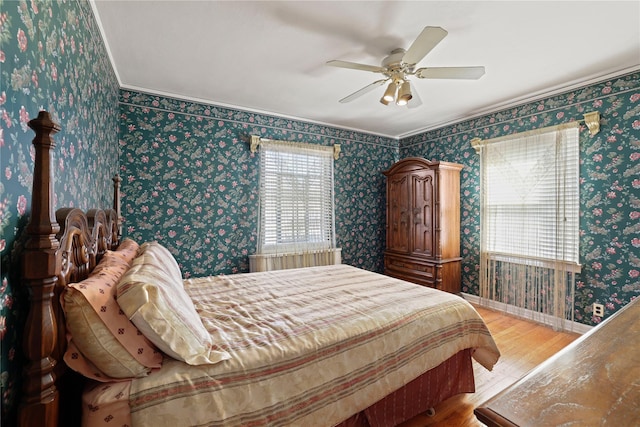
{"left": 381, "top": 48, "right": 407, "bottom": 69}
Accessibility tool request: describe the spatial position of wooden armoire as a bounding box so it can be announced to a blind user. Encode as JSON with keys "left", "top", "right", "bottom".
{"left": 383, "top": 158, "right": 463, "bottom": 293}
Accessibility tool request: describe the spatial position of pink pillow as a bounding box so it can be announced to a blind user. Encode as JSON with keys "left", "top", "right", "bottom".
{"left": 100, "top": 238, "right": 139, "bottom": 264}
{"left": 62, "top": 239, "right": 162, "bottom": 381}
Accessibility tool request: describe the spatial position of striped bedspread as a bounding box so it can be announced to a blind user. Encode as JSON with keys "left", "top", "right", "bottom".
{"left": 84, "top": 264, "right": 500, "bottom": 427}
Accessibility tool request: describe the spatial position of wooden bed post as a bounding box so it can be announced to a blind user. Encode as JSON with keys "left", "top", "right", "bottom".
{"left": 19, "top": 111, "right": 61, "bottom": 427}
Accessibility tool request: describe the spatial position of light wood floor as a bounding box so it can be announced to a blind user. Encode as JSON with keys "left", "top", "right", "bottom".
{"left": 398, "top": 305, "right": 581, "bottom": 427}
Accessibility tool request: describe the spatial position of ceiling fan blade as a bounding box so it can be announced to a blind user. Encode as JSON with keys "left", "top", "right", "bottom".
{"left": 326, "top": 60, "right": 386, "bottom": 73}
{"left": 402, "top": 26, "right": 448, "bottom": 66}
{"left": 339, "top": 79, "right": 388, "bottom": 103}
{"left": 407, "top": 87, "right": 422, "bottom": 109}
{"left": 415, "top": 66, "right": 485, "bottom": 79}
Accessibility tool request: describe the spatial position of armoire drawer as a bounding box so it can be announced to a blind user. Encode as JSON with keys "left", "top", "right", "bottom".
{"left": 385, "top": 257, "right": 436, "bottom": 278}
{"left": 384, "top": 256, "right": 438, "bottom": 287}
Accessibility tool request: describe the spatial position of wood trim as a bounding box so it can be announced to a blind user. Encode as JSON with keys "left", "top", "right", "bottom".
{"left": 382, "top": 157, "right": 463, "bottom": 176}
{"left": 474, "top": 407, "right": 519, "bottom": 427}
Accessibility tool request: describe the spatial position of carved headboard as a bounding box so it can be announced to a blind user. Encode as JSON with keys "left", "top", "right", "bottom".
{"left": 18, "top": 111, "right": 121, "bottom": 427}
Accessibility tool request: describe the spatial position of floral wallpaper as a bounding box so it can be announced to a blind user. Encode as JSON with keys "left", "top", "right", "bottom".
{"left": 400, "top": 71, "right": 640, "bottom": 327}
{"left": 0, "top": 0, "right": 120, "bottom": 422}
{"left": 119, "top": 91, "right": 398, "bottom": 277}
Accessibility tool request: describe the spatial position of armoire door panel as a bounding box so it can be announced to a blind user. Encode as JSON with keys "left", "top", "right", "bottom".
{"left": 387, "top": 175, "right": 410, "bottom": 253}
{"left": 411, "top": 172, "right": 434, "bottom": 256}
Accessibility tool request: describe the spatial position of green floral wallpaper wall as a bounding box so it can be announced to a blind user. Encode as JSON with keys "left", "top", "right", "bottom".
{"left": 0, "top": 0, "right": 120, "bottom": 421}
{"left": 400, "top": 71, "right": 640, "bottom": 327}
{"left": 119, "top": 91, "right": 398, "bottom": 277}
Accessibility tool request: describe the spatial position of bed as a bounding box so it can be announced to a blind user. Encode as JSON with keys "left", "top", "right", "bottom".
{"left": 18, "top": 110, "right": 500, "bottom": 427}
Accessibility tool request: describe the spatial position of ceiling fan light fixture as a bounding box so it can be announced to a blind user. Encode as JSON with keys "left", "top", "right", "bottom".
{"left": 397, "top": 80, "right": 412, "bottom": 106}
{"left": 380, "top": 82, "right": 397, "bottom": 105}
{"left": 328, "top": 26, "right": 485, "bottom": 108}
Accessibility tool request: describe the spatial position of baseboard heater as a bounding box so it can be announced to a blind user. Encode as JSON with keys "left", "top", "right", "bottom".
{"left": 249, "top": 248, "right": 342, "bottom": 272}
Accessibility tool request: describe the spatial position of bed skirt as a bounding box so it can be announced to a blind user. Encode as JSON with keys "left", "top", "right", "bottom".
{"left": 338, "top": 348, "right": 474, "bottom": 427}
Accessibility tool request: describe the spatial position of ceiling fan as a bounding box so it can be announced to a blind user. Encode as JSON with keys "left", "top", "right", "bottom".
{"left": 326, "top": 26, "right": 485, "bottom": 108}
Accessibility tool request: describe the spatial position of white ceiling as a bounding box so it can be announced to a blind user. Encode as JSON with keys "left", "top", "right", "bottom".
{"left": 92, "top": 1, "right": 640, "bottom": 139}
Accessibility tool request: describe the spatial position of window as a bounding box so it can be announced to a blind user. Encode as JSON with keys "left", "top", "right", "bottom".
{"left": 257, "top": 139, "right": 336, "bottom": 254}
{"left": 481, "top": 126, "right": 580, "bottom": 264}
{"left": 474, "top": 123, "right": 581, "bottom": 328}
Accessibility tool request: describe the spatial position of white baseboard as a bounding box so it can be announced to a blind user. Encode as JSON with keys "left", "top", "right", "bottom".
{"left": 461, "top": 292, "right": 592, "bottom": 335}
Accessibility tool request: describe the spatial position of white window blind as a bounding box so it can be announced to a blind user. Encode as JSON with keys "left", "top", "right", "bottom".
{"left": 257, "top": 139, "right": 336, "bottom": 254}
{"left": 481, "top": 125, "right": 580, "bottom": 265}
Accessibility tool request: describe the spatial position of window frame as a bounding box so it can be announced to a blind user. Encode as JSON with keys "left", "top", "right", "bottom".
{"left": 256, "top": 140, "right": 336, "bottom": 255}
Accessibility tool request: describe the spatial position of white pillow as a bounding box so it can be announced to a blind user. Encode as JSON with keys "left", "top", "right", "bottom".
{"left": 116, "top": 242, "right": 230, "bottom": 365}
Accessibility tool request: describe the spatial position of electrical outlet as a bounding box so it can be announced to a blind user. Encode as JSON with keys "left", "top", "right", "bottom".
{"left": 593, "top": 303, "right": 605, "bottom": 317}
